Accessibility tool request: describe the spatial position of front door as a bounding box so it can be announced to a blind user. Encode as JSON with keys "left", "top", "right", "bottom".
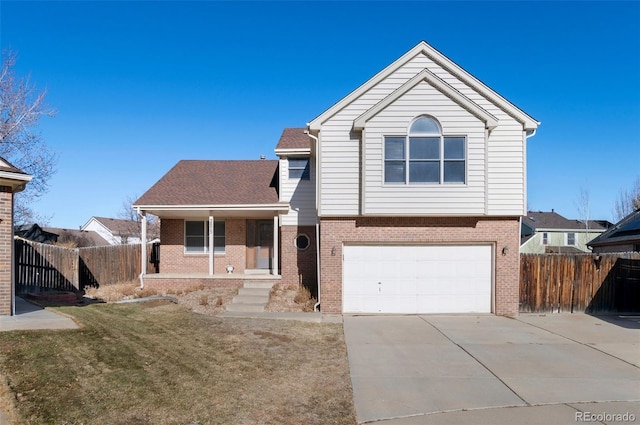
{"left": 256, "top": 221, "right": 273, "bottom": 269}
{"left": 246, "top": 220, "right": 273, "bottom": 270}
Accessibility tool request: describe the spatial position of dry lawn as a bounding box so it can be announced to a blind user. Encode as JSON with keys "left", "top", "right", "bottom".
{"left": 0, "top": 301, "right": 355, "bottom": 425}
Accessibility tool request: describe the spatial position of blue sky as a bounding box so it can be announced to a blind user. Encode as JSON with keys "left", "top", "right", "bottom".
{"left": 1, "top": 1, "right": 639, "bottom": 228}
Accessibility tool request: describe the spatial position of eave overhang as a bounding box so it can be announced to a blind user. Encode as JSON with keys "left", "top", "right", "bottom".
{"left": 133, "top": 203, "right": 290, "bottom": 219}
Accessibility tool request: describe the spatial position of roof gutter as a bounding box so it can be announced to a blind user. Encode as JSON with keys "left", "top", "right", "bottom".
{"left": 305, "top": 130, "right": 322, "bottom": 313}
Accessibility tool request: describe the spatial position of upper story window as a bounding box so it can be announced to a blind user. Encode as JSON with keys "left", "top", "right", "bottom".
{"left": 185, "top": 220, "right": 226, "bottom": 253}
{"left": 567, "top": 232, "right": 576, "bottom": 246}
{"left": 384, "top": 116, "right": 466, "bottom": 184}
{"left": 542, "top": 232, "right": 548, "bottom": 245}
{"left": 288, "top": 158, "right": 310, "bottom": 180}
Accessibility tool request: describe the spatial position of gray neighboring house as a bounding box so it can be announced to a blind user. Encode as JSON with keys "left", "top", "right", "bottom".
{"left": 521, "top": 210, "right": 611, "bottom": 253}
{"left": 588, "top": 209, "right": 640, "bottom": 253}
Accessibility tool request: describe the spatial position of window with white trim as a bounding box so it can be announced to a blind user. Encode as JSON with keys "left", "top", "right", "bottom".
{"left": 567, "top": 232, "right": 576, "bottom": 246}
{"left": 184, "top": 220, "right": 225, "bottom": 253}
{"left": 542, "top": 232, "right": 548, "bottom": 245}
{"left": 288, "top": 158, "right": 310, "bottom": 180}
{"left": 384, "top": 116, "right": 465, "bottom": 184}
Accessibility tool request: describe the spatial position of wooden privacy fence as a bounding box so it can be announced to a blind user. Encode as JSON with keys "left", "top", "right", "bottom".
{"left": 520, "top": 252, "right": 640, "bottom": 313}
{"left": 14, "top": 238, "right": 152, "bottom": 293}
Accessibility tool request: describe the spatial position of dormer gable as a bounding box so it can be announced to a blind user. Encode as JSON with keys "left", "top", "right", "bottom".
{"left": 308, "top": 41, "right": 539, "bottom": 133}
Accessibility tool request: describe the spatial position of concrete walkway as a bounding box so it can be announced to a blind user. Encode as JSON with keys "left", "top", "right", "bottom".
{"left": 0, "top": 297, "right": 78, "bottom": 331}
{"left": 344, "top": 314, "right": 640, "bottom": 424}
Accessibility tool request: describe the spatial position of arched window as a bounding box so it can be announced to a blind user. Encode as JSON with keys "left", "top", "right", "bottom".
{"left": 384, "top": 115, "right": 465, "bottom": 184}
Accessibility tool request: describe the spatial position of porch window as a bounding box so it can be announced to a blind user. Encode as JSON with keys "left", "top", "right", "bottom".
{"left": 288, "top": 158, "right": 310, "bottom": 180}
{"left": 184, "top": 220, "right": 226, "bottom": 253}
{"left": 384, "top": 116, "right": 466, "bottom": 184}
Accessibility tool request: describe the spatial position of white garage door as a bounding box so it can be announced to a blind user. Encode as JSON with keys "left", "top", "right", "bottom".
{"left": 343, "top": 245, "right": 492, "bottom": 314}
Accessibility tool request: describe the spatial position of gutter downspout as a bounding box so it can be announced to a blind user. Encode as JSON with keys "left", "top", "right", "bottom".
{"left": 136, "top": 207, "right": 147, "bottom": 289}
{"left": 306, "top": 130, "right": 321, "bottom": 312}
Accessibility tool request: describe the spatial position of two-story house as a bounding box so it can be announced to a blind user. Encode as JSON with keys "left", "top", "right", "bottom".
{"left": 134, "top": 41, "right": 539, "bottom": 316}
{"left": 520, "top": 210, "right": 611, "bottom": 253}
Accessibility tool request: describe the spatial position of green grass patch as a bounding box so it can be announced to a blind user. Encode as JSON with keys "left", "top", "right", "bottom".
{"left": 0, "top": 302, "right": 355, "bottom": 425}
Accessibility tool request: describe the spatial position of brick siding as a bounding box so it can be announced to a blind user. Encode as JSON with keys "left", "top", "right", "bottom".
{"left": 280, "top": 225, "right": 317, "bottom": 295}
{"left": 319, "top": 216, "right": 520, "bottom": 316}
{"left": 160, "top": 218, "right": 247, "bottom": 274}
{"left": 0, "top": 187, "right": 13, "bottom": 315}
{"left": 142, "top": 276, "right": 245, "bottom": 294}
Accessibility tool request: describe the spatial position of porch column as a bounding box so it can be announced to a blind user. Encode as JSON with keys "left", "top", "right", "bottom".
{"left": 140, "top": 210, "right": 147, "bottom": 275}
{"left": 209, "top": 215, "right": 214, "bottom": 275}
{"left": 273, "top": 215, "right": 279, "bottom": 276}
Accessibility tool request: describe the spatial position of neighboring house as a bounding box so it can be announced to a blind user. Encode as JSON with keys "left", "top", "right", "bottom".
{"left": 81, "top": 216, "right": 141, "bottom": 245}
{"left": 45, "top": 227, "right": 110, "bottom": 247}
{"left": 135, "top": 41, "right": 540, "bottom": 316}
{"left": 15, "top": 223, "right": 60, "bottom": 244}
{"left": 0, "top": 157, "right": 32, "bottom": 316}
{"left": 14, "top": 223, "right": 110, "bottom": 247}
{"left": 588, "top": 209, "right": 640, "bottom": 253}
{"left": 521, "top": 210, "right": 611, "bottom": 253}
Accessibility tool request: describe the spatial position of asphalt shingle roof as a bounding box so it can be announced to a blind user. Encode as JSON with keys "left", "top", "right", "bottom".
{"left": 523, "top": 211, "right": 608, "bottom": 231}
{"left": 134, "top": 160, "right": 279, "bottom": 206}
{"left": 275, "top": 128, "right": 310, "bottom": 150}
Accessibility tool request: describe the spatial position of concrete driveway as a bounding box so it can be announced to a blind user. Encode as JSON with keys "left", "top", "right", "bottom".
{"left": 344, "top": 314, "right": 640, "bottom": 425}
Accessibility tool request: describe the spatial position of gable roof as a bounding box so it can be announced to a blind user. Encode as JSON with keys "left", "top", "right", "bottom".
{"left": 88, "top": 217, "right": 139, "bottom": 237}
{"left": 354, "top": 68, "right": 499, "bottom": 131}
{"left": 134, "top": 160, "right": 281, "bottom": 207}
{"left": 275, "top": 128, "right": 310, "bottom": 151}
{"left": 308, "top": 41, "right": 539, "bottom": 132}
{"left": 523, "top": 211, "right": 609, "bottom": 232}
{"left": 588, "top": 209, "right": 640, "bottom": 248}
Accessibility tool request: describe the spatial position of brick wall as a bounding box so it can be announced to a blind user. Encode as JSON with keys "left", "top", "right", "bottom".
{"left": 160, "top": 218, "right": 247, "bottom": 274}
{"left": 319, "top": 216, "right": 520, "bottom": 316}
{"left": 142, "top": 276, "right": 245, "bottom": 294}
{"left": 0, "top": 187, "right": 13, "bottom": 315}
{"left": 280, "top": 225, "right": 317, "bottom": 295}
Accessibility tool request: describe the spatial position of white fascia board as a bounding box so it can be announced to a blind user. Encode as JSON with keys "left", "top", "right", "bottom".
{"left": 274, "top": 148, "right": 312, "bottom": 156}
{"left": 0, "top": 171, "right": 32, "bottom": 182}
{"left": 133, "top": 204, "right": 290, "bottom": 212}
{"left": 309, "top": 41, "right": 539, "bottom": 131}
{"left": 354, "top": 69, "right": 498, "bottom": 131}
{"left": 0, "top": 171, "right": 33, "bottom": 193}
{"left": 536, "top": 228, "right": 606, "bottom": 233}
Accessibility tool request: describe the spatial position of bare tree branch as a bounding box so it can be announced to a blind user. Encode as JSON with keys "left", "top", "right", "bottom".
{"left": 118, "top": 194, "right": 160, "bottom": 243}
{"left": 612, "top": 176, "right": 640, "bottom": 222}
{"left": 1, "top": 49, "right": 58, "bottom": 225}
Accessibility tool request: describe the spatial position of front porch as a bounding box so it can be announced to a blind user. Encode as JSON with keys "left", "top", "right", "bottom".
{"left": 142, "top": 271, "right": 282, "bottom": 294}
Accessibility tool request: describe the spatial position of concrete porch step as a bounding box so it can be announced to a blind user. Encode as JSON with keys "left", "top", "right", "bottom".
{"left": 244, "top": 281, "right": 275, "bottom": 289}
{"left": 225, "top": 302, "right": 265, "bottom": 313}
{"left": 237, "top": 287, "right": 271, "bottom": 296}
{"left": 233, "top": 294, "right": 269, "bottom": 304}
{"left": 225, "top": 281, "right": 275, "bottom": 313}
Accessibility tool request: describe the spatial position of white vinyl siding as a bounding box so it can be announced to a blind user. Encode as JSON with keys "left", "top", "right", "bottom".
{"left": 317, "top": 52, "right": 526, "bottom": 217}
{"left": 279, "top": 157, "right": 317, "bottom": 226}
{"left": 363, "top": 82, "right": 486, "bottom": 214}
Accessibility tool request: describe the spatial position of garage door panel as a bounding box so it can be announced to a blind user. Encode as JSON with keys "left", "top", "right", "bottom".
{"left": 343, "top": 245, "right": 492, "bottom": 314}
